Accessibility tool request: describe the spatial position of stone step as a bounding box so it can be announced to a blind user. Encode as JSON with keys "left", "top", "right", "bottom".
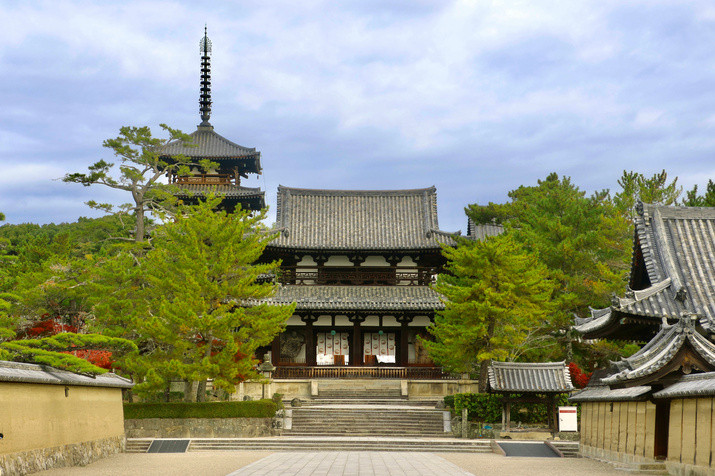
{"left": 305, "top": 399, "right": 438, "bottom": 406}
{"left": 125, "top": 439, "right": 152, "bottom": 453}
{"left": 186, "top": 438, "right": 491, "bottom": 453}
{"left": 547, "top": 441, "right": 579, "bottom": 458}
{"left": 613, "top": 461, "right": 668, "bottom": 474}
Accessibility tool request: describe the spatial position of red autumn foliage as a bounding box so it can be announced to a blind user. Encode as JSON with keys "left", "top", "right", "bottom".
{"left": 568, "top": 361, "right": 592, "bottom": 388}
{"left": 62, "top": 350, "right": 114, "bottom": 370}
{"left": 23, "top": 315, "right": 78, "bottom": 338}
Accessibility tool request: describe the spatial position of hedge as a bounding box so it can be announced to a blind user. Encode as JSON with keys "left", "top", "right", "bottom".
{"left": 446, "top": 393, "right": 571, "bottom": 424}
{"left": 123, "top": 400, "right": 278, "bottom": 419}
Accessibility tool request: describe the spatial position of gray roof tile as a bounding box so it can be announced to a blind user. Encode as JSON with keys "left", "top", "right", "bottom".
{"left": 569, "top": 385, "right": 651, "bottom": 402}
{"left": 487, "top": 361, "right": 574, "bottom": 393}
{"left": 575, "top": 203, "right": 715, "bottom": 336}
{"left": 158, "top": 125, "right": 261, "bottom": 174}
{"left": 602, "top": 315, "right": 715, "bottom": 386}
{"left": 0, "top": 360, "right": 133, "bottom": 388}
{"left": 174, "top": 184, "right": 265, "bottom": 199}
{"left": 270, "top": 186, "right": 456, "bottom": 251}
{"left": 251, "top": 285, "right": 444, "bottom": 311}
{"left": 653, "top": 372, "right": 715, "bottom": 399}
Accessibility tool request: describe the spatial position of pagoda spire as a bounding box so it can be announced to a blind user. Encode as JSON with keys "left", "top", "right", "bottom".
{"left": 199, "top": 26, "right": 212, "bottom": 126}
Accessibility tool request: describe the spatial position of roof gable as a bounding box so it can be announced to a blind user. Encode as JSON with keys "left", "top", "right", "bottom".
{"left": 575, "top": 203, "right": 715, "bottom": 338}
{"left": 270, "top": 186, "right": 452, "bottom": 251}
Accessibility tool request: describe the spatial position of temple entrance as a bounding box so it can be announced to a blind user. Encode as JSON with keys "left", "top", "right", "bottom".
{"left": 654, "top": 401, "right": 670, "bottom": 460}
{"left": 316, "top": 331, "right": 350, "bottom": 366}
{"left": 363, "top": 332, "right": 396, "bottom": 365}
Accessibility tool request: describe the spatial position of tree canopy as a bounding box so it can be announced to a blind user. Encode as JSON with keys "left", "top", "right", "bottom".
{"left": 425, "top": 234, "right": 556, "bottom": 391}
{"left": 63, "top": 124, "right": 195, "bottom": 242}
{"left": 93, "top": 196, "right": 294, "bottom": 400}
{"left": 468, "top": 173, "right": 631, "bottom": 363}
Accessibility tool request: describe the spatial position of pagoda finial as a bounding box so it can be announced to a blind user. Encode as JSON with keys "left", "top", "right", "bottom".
{"left": 199, "top": 26, "right": 213, "bottom": 126}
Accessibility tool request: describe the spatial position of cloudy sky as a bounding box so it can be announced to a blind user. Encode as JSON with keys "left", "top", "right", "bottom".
{"left": 2, "top": 0, "right": 715, "bottom": 232}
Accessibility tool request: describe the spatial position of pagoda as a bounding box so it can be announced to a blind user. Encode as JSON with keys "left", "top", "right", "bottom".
{"left": 158, "top": 28, "right": 265, "bottom": 212}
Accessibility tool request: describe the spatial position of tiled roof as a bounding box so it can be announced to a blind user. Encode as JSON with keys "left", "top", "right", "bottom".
{"left": 653, "top": 372, "right": 715, "bottom": 399}
{"left": 251, "top": 285, "right": 444, "bottom": 311}
{"left": 158, "top": 125, "right": 261, "bottom": 172}
{"left": 602, "top": 315, "right": 715, "bottom": 387}
{"left": 569, "top": 385, "right": 651, "bottom": 402}
{"left": 174, "top": 184, "right": 265, "bottom": 199}
{"left": 269, "top": 186, "right": 457, "bottom": 251}
{"left": 487, "top": 361, "right": 574, "bottom": 393}
{"left": 574, "top": 203, "right": 715, "bottom": 337}
{"left": 0, "top": 360, "right": 133, "bottom": 389}
{"left": 467, "top": 219, "right": 504, "bottom": 241}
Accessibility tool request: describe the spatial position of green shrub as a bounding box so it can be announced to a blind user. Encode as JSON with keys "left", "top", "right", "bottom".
{"left": 443, "top": 395, "right": 455, "bottom": 409}
{"left": 272, "top": 392, "right": 284, "bottom": 409}
{"left": 123, "top": 400, "right": 278, "bottom": 419}
{"left": 451, "top": 393, "right": 572, "bottom": 425}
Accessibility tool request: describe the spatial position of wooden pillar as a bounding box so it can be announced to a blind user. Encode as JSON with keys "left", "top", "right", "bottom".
{"left": 506, "top": 398, "right": 511, "bottom": 431}
{"left": 271, "top": 335, "right": 280, "bottom": 364}
{"left": 305, "top": 319, "right": 316, "bottom": 366}
{"left": 400, "top": 320, "right": 409, "bottom": 366}
{"left": 352, "top": 321, "right": 362, "bottom": 366}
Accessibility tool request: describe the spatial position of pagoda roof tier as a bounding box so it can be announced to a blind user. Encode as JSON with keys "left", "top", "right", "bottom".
{"left": 602, "top": 314, "right": 715, "bottom": 388}
{"left": 159, "top": 125, "right": 262, "bottom": 174}
{"left": 250, "top": 285, "right": 444, "bottom": 312}
{"left": 574, "top": 203, "right": 715, "bottom": 339}
{"left": 174, "top": 184, "right": 265, "bottom": 210}
{"left": 487, "top": 361, "right": 574, "bottom": 394}
{"left": 269, "top": 186, "right": 459, "bottom": 251}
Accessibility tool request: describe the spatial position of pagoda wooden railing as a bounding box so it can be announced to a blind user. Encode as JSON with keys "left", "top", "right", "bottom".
{"left": 273, "top": 366, "right": 457, "bottom": 380}
{"left": 277, "top": 266, "right": 436, "bottom": 286}
{"left": 175, "top": 174, "right": 232, "bottom": 185}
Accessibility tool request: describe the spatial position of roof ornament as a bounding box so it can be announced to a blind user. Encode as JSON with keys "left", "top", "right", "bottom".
{"left": 635, "top": 200, "right": 644, "bottom": 217}
{"left": 675, "top": 286, "right": 688, "bottom": 303}
{"left": 199, "top": 25, "right": 213, "bottom": 127}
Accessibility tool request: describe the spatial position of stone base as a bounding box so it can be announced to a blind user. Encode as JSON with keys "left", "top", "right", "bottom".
{"left": 666, "top": 461, "right": 715, "bottom": 476}
{"left": 579, "top": 443, "right": 658, "bottom": 465}
{"left": 0, "top": 435, "right": 123, "bottom": 476}
{"left": 124, "top": 418, "right": 279, "bottom": 438}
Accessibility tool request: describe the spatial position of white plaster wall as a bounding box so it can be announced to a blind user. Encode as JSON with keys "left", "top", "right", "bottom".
{"left": 335, "top": 316, "right": 350, "bottom": 326}
{"left": 325, "top": 255, "right": 352, "bottom": 266}
{"left": 314, "top": 316, "right": 332, "bottom": 326}
{"left": 363, "top": 256, "right": 389, "bottom": 266}
{"left": 397, "top": 256, "right": 416, "bottom": 267}
{"left": 409, "top": 316, "right": 432, "bottom": 327}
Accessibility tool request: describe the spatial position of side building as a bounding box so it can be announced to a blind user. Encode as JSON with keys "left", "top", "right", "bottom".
{"left": 571, "top": 203, "right": 715, "bottom": 474}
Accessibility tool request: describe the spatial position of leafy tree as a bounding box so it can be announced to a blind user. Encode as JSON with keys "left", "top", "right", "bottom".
{"left": 683, "top": 180, "right": 715, "bottom": 207}
{"left": 425, "top": 234, "right": 557, "bottom": 391}
{"left": 0, "top": 333, "right": 137, "bottom": 375}
{"left": 63, "top": 125, "right": 196, "bottom": 243}
{"left": 93, "top": 196, "right": 294, "bottom": 401}
{"left": 468, "top": 173, "right": 631, "bottom": 364}
{"left": 613, "top": 169, "right": 682, "bottom": 218}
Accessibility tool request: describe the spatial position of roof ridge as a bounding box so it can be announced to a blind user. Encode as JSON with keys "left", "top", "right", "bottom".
{"left": 276, "top": 185, "right": 437, "bottom": 196}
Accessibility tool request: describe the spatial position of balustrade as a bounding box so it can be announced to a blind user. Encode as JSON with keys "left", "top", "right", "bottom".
{"left": 273, "top": 366, "right": 456, "bottom": 379}
{"left": 277, "top": 266, "right": 436, "bottom": 286}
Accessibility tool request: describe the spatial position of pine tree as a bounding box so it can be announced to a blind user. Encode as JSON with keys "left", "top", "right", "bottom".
{"left": 94, "top": 195, "right": 294, "bottom": 400}
{"left": 425, "top": 234, "right": 556, "bottom": 391}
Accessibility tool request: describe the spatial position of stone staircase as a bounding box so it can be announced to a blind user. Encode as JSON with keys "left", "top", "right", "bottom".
{"left": 547, "top": 441, "right": 580, "bottom": 458}
{"left": 186, "top": 437, "right": 492, "bottom": 453}
{"left": 286, "top": 407, "right": 446, "bottom": 437}
{"left": 125, "top": 439, "right": 152, "bottom": 453}
{"left": 284, "top": 381, "right": 448, "bottom": 438}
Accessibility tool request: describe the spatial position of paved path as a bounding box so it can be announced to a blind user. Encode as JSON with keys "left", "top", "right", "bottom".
{"left": 227, "top": 452, "right": 475, "bottom": 476}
